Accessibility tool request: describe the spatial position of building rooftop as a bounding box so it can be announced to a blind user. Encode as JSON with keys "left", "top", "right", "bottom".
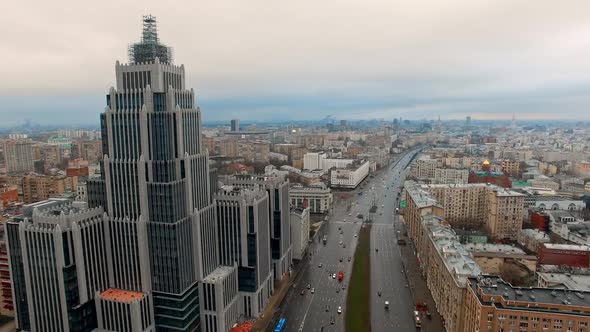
{"left": 464, "top": 243, "right": 526, "bottom": 255}
{"left": 543, "top": 243, "right": 590, "bottom": 252}
{"left": 470, "top": 275, "right": 590, "bottom": 311}
{"left": 423, "top": 214, "right": 481, "bottom": 286}
{"left": 289, "top": 186, "right": 331, "bottom": 193}
{"left": 203, "top": 266, "right": 235, "bottom": 283}
{"left": 520, "top": 228, "right": 550, "bottom": 241}
{"left": 404, "top": 180, "right": 441, "bottom": 209}
{"left": 100, "top": 288, "right": 144, "bottom": 303}
{"left": 538, "top": 272, "right": 590, "bottom": 292}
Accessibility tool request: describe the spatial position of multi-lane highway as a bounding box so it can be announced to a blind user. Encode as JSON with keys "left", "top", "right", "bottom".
{"left": 275, "top": 148, "right": 427, "bottom": 332}
{"left": 369, "top": 152, "right": 417, "bottom": 331}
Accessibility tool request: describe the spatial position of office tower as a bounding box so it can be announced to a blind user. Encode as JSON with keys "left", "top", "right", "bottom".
{"left": 90, "top": 15, "right": 215, "bottom": 331}
{"left": 199, "top": 265, "right": 240, "bottom": 332}
{"left": 230, "top": 119, "right": 240, "bottom": 132}
{"left": 215, "top": 187, "right": 272, "bottom": 319}
{"left": 223, "top": 174, "right": 291, "bottom": 283}
{"left": 7, "top": 199, "right": 109, "bottom": 331}
{"left": 101, "top": 15, "right": 212, "bottom": 330}
{"left": 466, "top": 116, "right": 472, "bottom": 126}
{"left": 2, "top": 140, "right": 34, "bottom": 174}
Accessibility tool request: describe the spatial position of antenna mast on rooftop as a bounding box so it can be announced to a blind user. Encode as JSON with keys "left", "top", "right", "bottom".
{"left": 128, "top": 15, "right": 173, "bottom": 64}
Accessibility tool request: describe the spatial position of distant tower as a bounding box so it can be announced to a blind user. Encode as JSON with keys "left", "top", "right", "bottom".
{"left": 466, "top": 116, "right": 472, "bottom": 126}
{"left": 231, "top": 118, "right": 240, "bottom": 132}
{"left": 511, "top": 113, "right": 516, "bottom": 129}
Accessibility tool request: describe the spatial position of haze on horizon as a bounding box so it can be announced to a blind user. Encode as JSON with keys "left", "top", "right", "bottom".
{"left": 2, "top": 0, "right": 590, "bottom": 126}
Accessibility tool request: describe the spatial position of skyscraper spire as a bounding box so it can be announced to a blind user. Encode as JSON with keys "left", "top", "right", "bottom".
{"left": 511, "top": 112, "right": 516, "bottom": 129}
{"left": 128, "top": 15, "right": 173, "bottom": 64}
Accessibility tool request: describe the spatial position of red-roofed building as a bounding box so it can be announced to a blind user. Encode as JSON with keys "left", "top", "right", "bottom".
{"left": 538, "top": 243, "right": 590, "bottom": 268}
{"left": 97, "top": 288, "right": 154, "bottom": 331}
{"left": 230, "top": 321, "right": 254, "bottom": 332}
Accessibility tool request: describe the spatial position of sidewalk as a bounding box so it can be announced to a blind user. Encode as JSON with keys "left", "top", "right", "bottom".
{"left": 397, "top": 221, "right": 446, "bottom": 332}
{"left": 252, "top": 219, "right": 327, "bottom": 332}
{"left": 251, "top": 272, "right": 293, "bottom": 332}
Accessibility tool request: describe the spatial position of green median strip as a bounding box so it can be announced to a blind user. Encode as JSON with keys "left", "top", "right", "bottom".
{"left": 345, "top": 225, "right": 371, "bottom": 332}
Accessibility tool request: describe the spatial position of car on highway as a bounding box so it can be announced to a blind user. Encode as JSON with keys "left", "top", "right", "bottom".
{"left": 325, "top": 305, "right": 330, "bottom": 312}
{"left": 332, "top": 273, "right": 336, "bottom": 279}
{"left": 354, "top": 233, "right": 357, "bottom": 238}
{"left": 307, "top": 284, "right": 311, "bottom": 289}
{"left": 300, "top": 290, "right": 305, "bottom": 295}
{"left": 337, "top": 306, "right": 342, "bottom": 314}
{"left": 311, "top": 288, "right": 315, "bottom": 294}
{"left": 330, "top": 316, "right": 335, "bottom": 325}
{"left": 348, "top": 256, "right": 351, "bottom": 261}
{"left": 339, "top": 241, "right": 342, "bottom": 245}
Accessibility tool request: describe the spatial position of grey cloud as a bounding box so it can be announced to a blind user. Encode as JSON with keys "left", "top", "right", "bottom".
{"left": 1, "top": 0, "right": 590, "bottom": 122}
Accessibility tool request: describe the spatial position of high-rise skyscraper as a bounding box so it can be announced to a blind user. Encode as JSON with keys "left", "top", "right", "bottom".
{"left": 8, "top": 15, "right": 284, "bottom": 332}
{"left": 223, "top": 174, "right": 291, "bottom": 283}
{"left": 214, "top": 186, "right": 272, "bottom": 318}
{"left": 230, "top": 119, "right": 240, "bottom": 132}
{"left": 88, "top": 15, "right": 217, "bottom": 331}
{"left": 2, "top": 140, "right": 34, "bottom": 174}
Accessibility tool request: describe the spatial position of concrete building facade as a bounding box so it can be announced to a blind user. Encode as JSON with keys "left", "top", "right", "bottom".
{"left": 214, "top": 187, "right": 273, "bottom": 319}
{"left": 289, "top": 187, "right": 333, "bottom": 214}
{"left": 433, "top": 168, "right": 469, "bottom": 184}
{"left": 330, "top": 160, "right": 369, "bottom": 189}
{"left": 2, "top": 140, "right": 34, "bottom": 174}
{"left": 289, "top": 207, "right": 310, "bottom": 260}
{"left": 463, "top": 275, "right": 590, "bottom": 332}
{"left": 223, "top": 174, "right": 292, "bottom": 283}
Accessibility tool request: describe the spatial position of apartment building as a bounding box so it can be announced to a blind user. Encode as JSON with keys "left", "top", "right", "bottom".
{"left": 410, "top": 156, "right": 440, "bottom": 180}
{"left": 294, "top": 134, "right": 324, "bottom": 148}
{"left": 425, "top": 183, "right": 488, "bottom": 227}
{"left": 406, "top": 181, "right": 524, "bottom": 239}
{"left": 22, "top": 174, "right": 78, "bottom": 204}
{"left": 485, "top": 187, "right": 525, "bottom": 240}
{"left": 2, "top": 140, "right": 34, "bottom": 174}
{"left": 463, "top": 275, "right": 590, "bottom": 332}
{"left": 418, "top": 215, "right": 481, "bottom": 332}
{"left": 501, "top": 159, "right": 520, "bottom": 176}
{"left": 433, "top": 168, "right": 469, "bottom": 184}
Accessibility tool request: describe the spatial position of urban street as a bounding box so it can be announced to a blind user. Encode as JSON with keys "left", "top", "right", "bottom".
{"left": 272, "top": 148, "right": 444, "bottom": 332}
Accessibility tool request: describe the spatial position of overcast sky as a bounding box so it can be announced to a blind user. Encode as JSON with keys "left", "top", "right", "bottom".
{"left": 2, "top": 0, "right": 590, "bottom": 126}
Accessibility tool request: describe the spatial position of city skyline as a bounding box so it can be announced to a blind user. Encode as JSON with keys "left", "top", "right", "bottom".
{"left": 2, "top": 1, "right": 590, "bottom": 126}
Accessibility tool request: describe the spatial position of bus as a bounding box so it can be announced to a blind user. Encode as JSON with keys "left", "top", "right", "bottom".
{"left": 274, "top": 318, "right": 286, "bottom": 332}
